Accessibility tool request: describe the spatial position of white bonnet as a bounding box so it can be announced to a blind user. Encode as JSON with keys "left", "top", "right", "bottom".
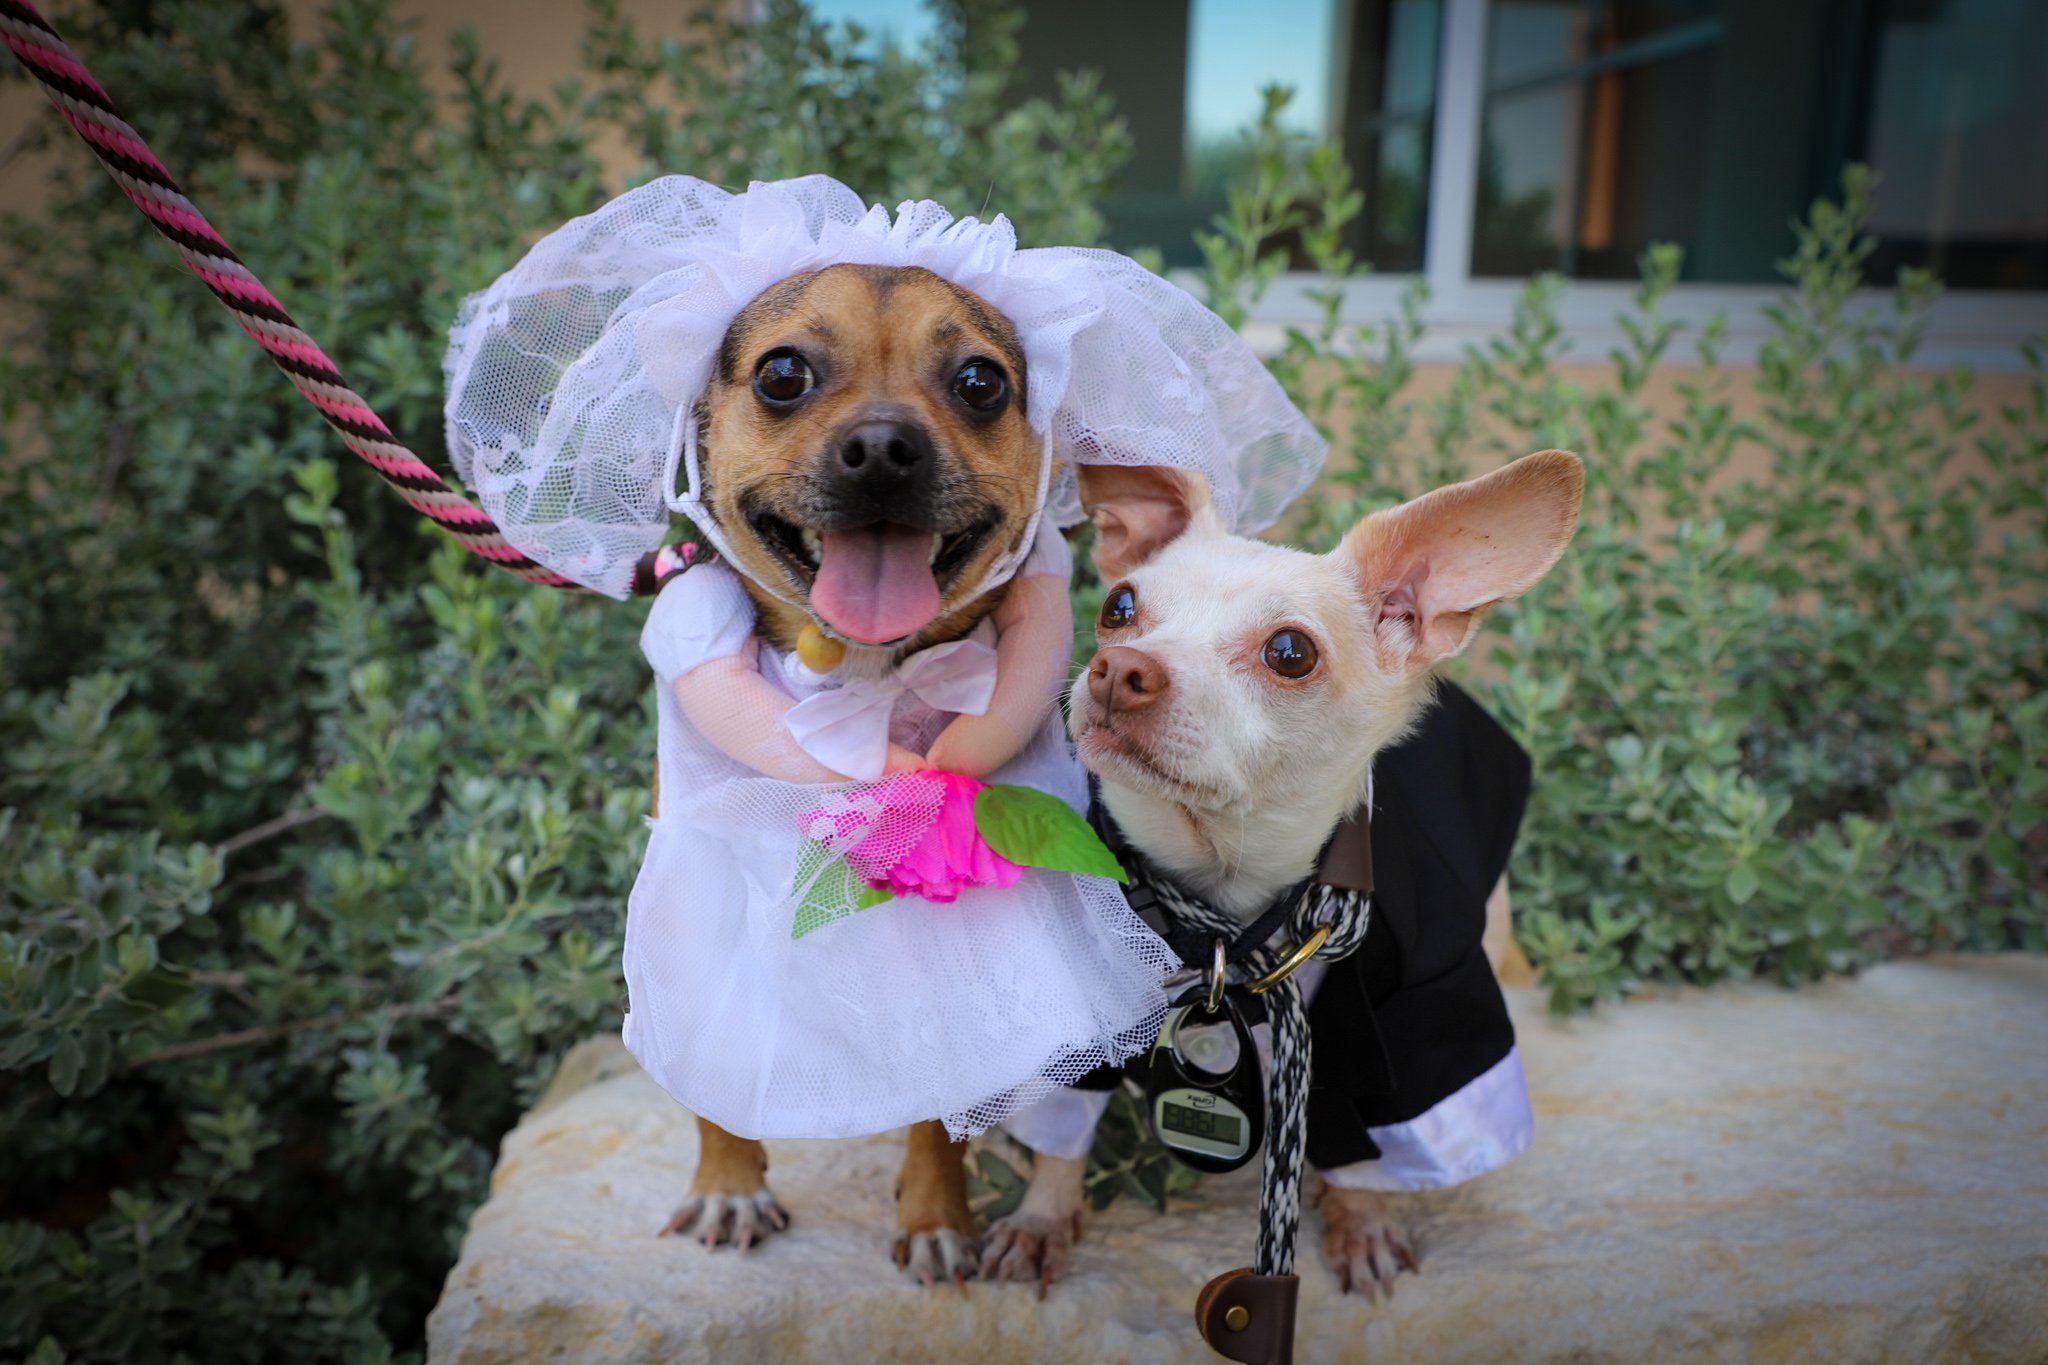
{"left": 443, "top": 175, "right": 1326, "bottom": 600}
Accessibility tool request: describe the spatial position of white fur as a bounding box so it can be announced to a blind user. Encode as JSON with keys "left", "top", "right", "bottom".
{"left": 1067, "top": 505, "right": 1435, "bottom": 917}
{"left": 1068, "top": 451, "right": 1583, "bottom": 919}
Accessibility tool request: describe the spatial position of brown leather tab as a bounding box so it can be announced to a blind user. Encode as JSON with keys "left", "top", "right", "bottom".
{"left": 1196, "top": 1268, "right": 1299, "bottom": 1365}
{"left": 1317, "top": 807, "right": 1374, "bottom": 892}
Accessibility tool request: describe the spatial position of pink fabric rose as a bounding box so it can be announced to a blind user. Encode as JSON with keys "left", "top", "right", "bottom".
{"left": 856, "top": 770, "right": 1021, "bottom": 903}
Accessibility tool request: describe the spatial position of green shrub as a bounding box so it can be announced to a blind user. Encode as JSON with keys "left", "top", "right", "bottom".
{"left": 1, "top": 3, "right": 1125, "bottom": 1359}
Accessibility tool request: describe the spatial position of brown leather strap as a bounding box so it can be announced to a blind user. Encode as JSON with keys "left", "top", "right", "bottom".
{"left": 1317, "top": 806, "right": 1374, "bottom": 893}
{"left": 1196, "top": 1268, "right": 1299, "bottom": 1365}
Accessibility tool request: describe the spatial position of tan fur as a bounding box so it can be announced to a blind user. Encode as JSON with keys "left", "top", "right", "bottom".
{"left": 691, "top": 1115, "right": 770, "bottom": 1197}
{"left": 697, "top": 264, "right": 1045, "bottom": 657}
{"left": 892, "top": 1120, "right": 976, "bottom": 1279}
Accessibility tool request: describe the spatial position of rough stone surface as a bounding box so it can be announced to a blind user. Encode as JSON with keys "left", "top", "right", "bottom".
{"left": 428, "top": 957, "right": 2048, "bottom": 1363}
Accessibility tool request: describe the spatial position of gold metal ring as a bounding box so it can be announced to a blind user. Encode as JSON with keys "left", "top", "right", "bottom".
{"left": 1207, "top": 937, "right": 1227, "bottom": 1014}
{"left": 1246, "top": 923, "right": 1333, "bottom": 995}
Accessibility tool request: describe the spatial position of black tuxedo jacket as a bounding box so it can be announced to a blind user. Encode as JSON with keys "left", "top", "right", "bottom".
{"left": 1078, "top": 680, "right": 1530, "bottom": 1174}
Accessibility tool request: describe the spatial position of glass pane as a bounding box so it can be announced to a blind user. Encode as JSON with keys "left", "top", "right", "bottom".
{"left": 1004, "top": 1, "right": 1199, "bottom": 257}
{"left": 1361, "top": 119, "right": 1433, "bottom": 269}
{"left": 1862, "top": 0, "right": 2048, "bottom": 290}
{"left": 1603, "top": 0, "right": 1723, "bottom": 48}
{"left": 1011, "top": 0, "right": 1438, "bottom": 268}
{"left": 1569, "top": 44, "right": 1717, "bottom": 278}
{"left": 1474, "top": 0, "right": 1732, "bottom": 280}
{"left": 803, "top": 0, "right": 939, "bottom": 53}
{"left": 1472, "top": 83, "right": 1575, "bottom": 276}
{"left": 1185, "top": 0, "right": 1343, "bottom": 195}
{"left": 1382, "top": 0, "right": 1441, "bottom": 118}
{"left": 1486, "top": 0, "right": 1589, "bottom": 90}
{"left": 1470, "top": 0, "right": 2047, "bottom": 287}
{"left": 1340, "top": 0, "right": 1441, "bottom": 271}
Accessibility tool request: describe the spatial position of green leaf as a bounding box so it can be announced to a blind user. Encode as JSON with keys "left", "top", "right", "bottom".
{"left": 974, "top": 785, "right": 1127, "bottom": 883}
{"left": 48, "top": 1034, "right": 82, "bottom": 1097}
{"left": 1725, "top": 863, "right": 1761, "bottom": 906}
{"left": 790, "top": 843, "right": 894, "bottom": 939}
{"left": 966, "top": 1149, "right": 1028, "bottom": 1221}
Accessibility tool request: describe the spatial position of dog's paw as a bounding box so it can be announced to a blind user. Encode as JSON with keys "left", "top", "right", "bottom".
{"left": 1316, "top": 1183, "right": 1419, "bottom": 1301}
{"left": 978, "top": 1210, "right": 1082, "bottom": 1299}
{"left": 659, "top": 1188, "right": 790, "bottom": 1251}
{"left": 892, "top": 1224, "right": 979, "bottom": 1292}
{"left": 892, "top": 1120, "right": 980, "bottom": 1292}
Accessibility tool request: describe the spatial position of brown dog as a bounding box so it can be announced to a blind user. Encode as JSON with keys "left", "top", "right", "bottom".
{"left": 693, "top": 263, "right": 1040, "bottom": 658}
{"left": 653, "top": 263, "right": 1048, "bottom": 1285}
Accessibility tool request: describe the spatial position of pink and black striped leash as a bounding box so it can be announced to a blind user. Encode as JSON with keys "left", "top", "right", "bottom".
{"left": 1, "top": 0, "right": 582, "bottom": 593}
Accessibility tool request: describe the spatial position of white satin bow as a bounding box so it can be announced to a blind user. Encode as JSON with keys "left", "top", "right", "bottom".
{"left": 783, "top": 638, "right": 999, "bottom": 782}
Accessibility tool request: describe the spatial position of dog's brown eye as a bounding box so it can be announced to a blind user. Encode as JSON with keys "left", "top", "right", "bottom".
{"left": 952, "top": 360, "right": 1007, "bottom": 412}
{"left": 1099, "top": 585, "right": 1136, "bottom": 629}
{"left": 755, "top": 352, "right": 814, "bottom": 404}
{"left": 1262, "top": 629, "right": 1319, "bottom": 679}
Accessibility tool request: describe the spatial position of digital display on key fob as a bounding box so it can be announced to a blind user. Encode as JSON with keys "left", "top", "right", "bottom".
{"left": 1151, "top": 1086, "right": 1253, "bottom": 1164}
{"left": 1133, "top": 988, "right": 1266, "bottom": 1173}
{"left": 1161, "top": 1099, "right": 1242, "bottom": 1144}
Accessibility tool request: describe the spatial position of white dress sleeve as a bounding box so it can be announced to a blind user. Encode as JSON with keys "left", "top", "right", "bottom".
{"left": 639, "top": 561, "right": 757, "bottom": 683}
{"left": 1018, "top": 523, "right": 1073, "bottom": 580}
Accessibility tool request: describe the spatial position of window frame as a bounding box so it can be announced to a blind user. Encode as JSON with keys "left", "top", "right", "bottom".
{"left": 1232, "top": 0, "right": 2047, "bottom": 372}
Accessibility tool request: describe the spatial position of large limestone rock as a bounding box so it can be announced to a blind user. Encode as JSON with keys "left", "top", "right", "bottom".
{"left": 429, "top": 957, "right": 2048, "bottom": 1363}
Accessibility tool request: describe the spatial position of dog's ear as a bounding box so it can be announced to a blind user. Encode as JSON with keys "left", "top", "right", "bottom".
{"left": 1077, "top": 465, "right": 1219, "bottom": 581}
{"left": 1341, "top": 449, "right": 1583, "bottom": 669}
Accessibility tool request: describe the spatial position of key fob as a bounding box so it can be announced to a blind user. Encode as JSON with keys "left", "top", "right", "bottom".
{"left": 1133, "top": 984, "right": 1265, "bottom": 1174}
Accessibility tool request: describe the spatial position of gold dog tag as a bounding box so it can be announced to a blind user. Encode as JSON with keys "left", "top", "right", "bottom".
{"left": 796, "top": 622, "right": 847, "bottom": 674}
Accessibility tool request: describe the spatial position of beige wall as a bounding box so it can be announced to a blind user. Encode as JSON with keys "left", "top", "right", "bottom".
{"left": 0, "top": 1, "right": 689, "bottom": 229}
{"left": 1365, "top": 360, "right": 2038, "bottom": 485}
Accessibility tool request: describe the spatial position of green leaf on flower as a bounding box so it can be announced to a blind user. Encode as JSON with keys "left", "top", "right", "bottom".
{"left": 791, "top": 841, "right": 894, "bottom": 939}
{"left": 973, "top": 784, "right": 1127, "bottom": 883}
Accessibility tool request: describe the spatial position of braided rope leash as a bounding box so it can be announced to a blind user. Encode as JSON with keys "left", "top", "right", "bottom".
{"left": 1135, "top": 874, "right": 1373, "bottom": 1279}
{"left": 1, "top": 0, "right": 577, "bottom": 591}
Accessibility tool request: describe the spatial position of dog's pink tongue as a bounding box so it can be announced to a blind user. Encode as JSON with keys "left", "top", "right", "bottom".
{"left": 811, "top": 525, "right": 941, "bottom": 645}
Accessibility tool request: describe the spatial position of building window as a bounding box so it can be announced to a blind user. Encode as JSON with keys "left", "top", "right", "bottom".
{"left": 1861, "top": 0, "right": 2048, "bottom": 291}
{"left": 990, "top": 0, "right": 2048, "bottom": 304}
{"left": 1009, "top": 0, "right": 1355, "bottom": 265}
{"left": 1337, "top": 0, "right": 1443, "bottom": 273}
{"left": 1473, "top": 0, "right": 1725, "bottom": 280}
{"left": 1467, "top": 0, "right": 2048, "bottom": 288}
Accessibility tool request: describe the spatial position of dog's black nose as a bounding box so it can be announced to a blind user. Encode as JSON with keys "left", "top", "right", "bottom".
{"left": 840, "top": 419, "right": 927, "bottom": 472}
{"left": 826, "top": 418, "right": 934, "bottom": 514}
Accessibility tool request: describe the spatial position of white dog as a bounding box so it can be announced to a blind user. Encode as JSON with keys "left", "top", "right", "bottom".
{"left": 981, "top": 450, "right": 1583, "bottom": 1299}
